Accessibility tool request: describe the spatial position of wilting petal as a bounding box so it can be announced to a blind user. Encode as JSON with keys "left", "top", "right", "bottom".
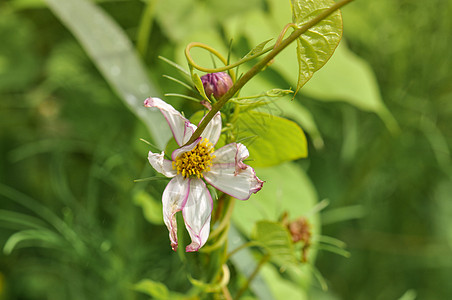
{"left": 148, "top": 151, "right": 176, "bottom": 178}
{"left": 204, "top": 164, "right": 263, "bottom": 200}
{"left": 211, "top": 143, "right": 249, "bottom": 172}
{"left": 171, "top": 137, "right": 202, "bottom": 161}
{"left": 204, "top": 143, "right": 263, "bottom": 200}
{"left": 162, "top": 175, "right": 190, "bottom": 251}
{"left": 182, "top": 123, "right": 197, "bottom": 145}
{"left": 199, "top": 112, "right": 222, "bottom": 146}
{"left": 182, "top": 179, "right": 213, "bottom": 252}
{"left": 144, "top": 97, "right": 193, "bottom": 146}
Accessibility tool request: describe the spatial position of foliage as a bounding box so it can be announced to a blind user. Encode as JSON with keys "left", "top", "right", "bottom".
{"left": 0, "top": 0, "right": 451, "bottom": 299}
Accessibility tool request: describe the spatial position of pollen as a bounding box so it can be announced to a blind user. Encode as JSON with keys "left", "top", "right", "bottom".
{"left": 173, "top": 139, "right": 215, "bottom": 179}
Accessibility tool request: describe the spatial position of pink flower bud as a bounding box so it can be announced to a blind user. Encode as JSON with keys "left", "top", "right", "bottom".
{"left": 201, "top": 72, "right": 233, "bottom": 100}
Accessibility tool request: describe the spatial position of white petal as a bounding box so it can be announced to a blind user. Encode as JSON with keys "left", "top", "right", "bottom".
{"left": 144, "top": 97, "right": 194, "bottom": 146}
{"left": 171, "top": 138, "right": 201, "bottom": 161}
{"left": 212, "top": 143, "right": 250, "bottom": 172}
{"left": 148, "top": 151, "right": 176, "bottom": 178}
{"left": 162, "top": 176, "right": 190, "bottom": 251}
{"left": 204, "top": 143, "right": 263, "bottom": 200}
{"left": 182, "top": 123, "right": 197, "bottom": 145}
{"left": 211, "top": 143, "right": 240, "bottom": 164}
{"left": 199, "top": 112, "right": 222, "bottom": 146}
{"left": 182, "top": 179, "right": 213, "bottom": 252}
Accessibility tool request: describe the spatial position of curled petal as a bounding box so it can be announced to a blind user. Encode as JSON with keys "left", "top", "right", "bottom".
{"left": 162, "top": 176, "right": 190, "bottom": 251}
{"left": 212, "top": 143, "right": 250, "bottom": 173}
{"left": 210, "top": 143, "right": 237, "bottom": 164}
{"left": 204, "top": 164, "right": 263, "bottom": 200}
{"left": 171, "top": 137, "right": 202, "bottom": 161}
{"left": 148, "top": 151, "right": 176, "bottom": 178}
{"left": 144, "top": 97, "right": 194, "bottom": 146}
{"left": 182, "top": 179, "right": 213, "bottom": 252}
{"left": 199, "top": 112, "right": 222, "bottom": 146}
{"left": 205, "top": 143, "right": 263, "bottom": 200}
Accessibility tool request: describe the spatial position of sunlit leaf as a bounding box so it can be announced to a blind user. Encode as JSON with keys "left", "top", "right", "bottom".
{"left": 290, "top": 0, "right": 343, "bottom": 93}
{"left": 235, "top": 110, "right": 307, "bottom": 167}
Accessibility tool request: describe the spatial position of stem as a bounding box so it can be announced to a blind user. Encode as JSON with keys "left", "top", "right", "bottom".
{"left": 185, "top": 42, "right": 273, "bottom": 74}
{"left": 136, "top": 0, "right": 159, "bottom": 57}
{"left": 185, "top": 0, "right": 354, "bottom": 146}
{"left": 226, "top": 241, "right": 262, "bottom": 260}
{"left": 234, "top": 253, "right": 270, "bottom": 300}
{"left": 185, "top": 42, "right": 236, "bottom": 82}
{"left": 210, "top": 197, "right": 235, "bottom": 240}
{"left": 222, "top": 286, "right": 233, "bottom": 300}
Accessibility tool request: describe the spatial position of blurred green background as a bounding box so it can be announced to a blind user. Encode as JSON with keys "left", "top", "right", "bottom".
{"left": 1, "top": 0, "right": 451, "bottom": 299}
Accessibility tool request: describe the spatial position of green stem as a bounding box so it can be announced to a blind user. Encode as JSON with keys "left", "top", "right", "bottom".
{"left": 185, "top": 42, "right": 272, "bottom": 74}
{"left": 226, "top": 241, "right": 262, "bottom": 260}
{"left": 185, "top": 0, "right": 354, "bottom": 146}
{"left": 210, "top": 197, "right": 235, "bottom": 240}
{"left": 185, "top": 42, "right": 237, "bottom": 81}
{"left": 234, "top": 253, "right": 271, "bottom": 300}
{"left": 136, "top": 0, "right": 159, "bottom": 57}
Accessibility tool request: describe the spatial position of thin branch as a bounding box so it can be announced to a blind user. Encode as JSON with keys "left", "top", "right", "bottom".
{"left": 185, "top": 0, "right": 354, "bottom": 146}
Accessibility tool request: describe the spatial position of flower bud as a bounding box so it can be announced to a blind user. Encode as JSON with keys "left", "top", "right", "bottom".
{"left": 201, "top": 72, "right": 233, "bottom": 100}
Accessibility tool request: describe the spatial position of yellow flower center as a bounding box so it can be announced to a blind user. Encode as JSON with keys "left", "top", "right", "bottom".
{"left": 172, "top": 139, "right": 215, "bottom": 179}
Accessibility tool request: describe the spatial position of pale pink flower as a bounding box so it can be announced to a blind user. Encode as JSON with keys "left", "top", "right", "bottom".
{"left": 144, "top": 97, "right": 263, "bottom": 252}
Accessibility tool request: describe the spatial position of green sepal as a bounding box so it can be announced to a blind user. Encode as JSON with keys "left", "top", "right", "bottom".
{"left": 192, "top": 72, "right": 211, "bottom": 103}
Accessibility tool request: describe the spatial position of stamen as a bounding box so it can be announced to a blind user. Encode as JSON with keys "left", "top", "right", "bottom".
{"left": 173, "top": 139, "right": 215, "bottom": 179}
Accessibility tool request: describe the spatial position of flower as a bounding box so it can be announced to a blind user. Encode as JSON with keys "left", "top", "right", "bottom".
{"left": 144, "top": 97, "right": 263, "bottom": 252}
{"left": 201, "top": 72, "right": 233, "bottom": 100}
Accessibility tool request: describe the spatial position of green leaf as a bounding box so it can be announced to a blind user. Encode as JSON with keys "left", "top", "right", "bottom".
{"left": 0, "top": 209, "right": 49, "bottom": 230}
{"left": 252, "top": 221, "right": 297, "bottom": 265}
{"left": 3, "top": 229, "right": 65, "bottom": 255}
{"left": 259, "top": 264, "right": 308, "bottom": 300}
{"left": 230, "top": 89, "right": 293, "bottom": 111}
{"left": 133, "top": 190, "right": 164, "bottom": 225}
{"left": 235, "top": 110, "right": 307, "bottom": 167}
{"left": 133, "top": 279, "right": 185, "bottom": 300}
{"left": 44, "top": 0, "right": 171, "bottom": 148}
{"left": 290, "top": 0, "right": 343, "bottom": 93}
{"left": 233, "top": 162, "right": 318, "bottom": 237}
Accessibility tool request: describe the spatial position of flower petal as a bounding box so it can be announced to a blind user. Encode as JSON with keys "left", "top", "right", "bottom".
{"left": 162, "top": 175, "right": 190, "bottom": 251}
{"left": 199, "top": 112, "right": 222, "bottom": 146}
{"left": 204, "top": 143, "right": 263, "bottom": 200}
{"left": 211, "top": 143, "right": 250, "bottom": 172}
{"left": 144, "top": 97, "right": 194, "bottom": 146}
{"left": 171, "top": 137, "right": 202, "bottom": 161}
{"left": 182, "top": 179, "right": 213, "bottom": 252}
{"left": 148, "top": 151, "right": 176, "bottom": 178}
